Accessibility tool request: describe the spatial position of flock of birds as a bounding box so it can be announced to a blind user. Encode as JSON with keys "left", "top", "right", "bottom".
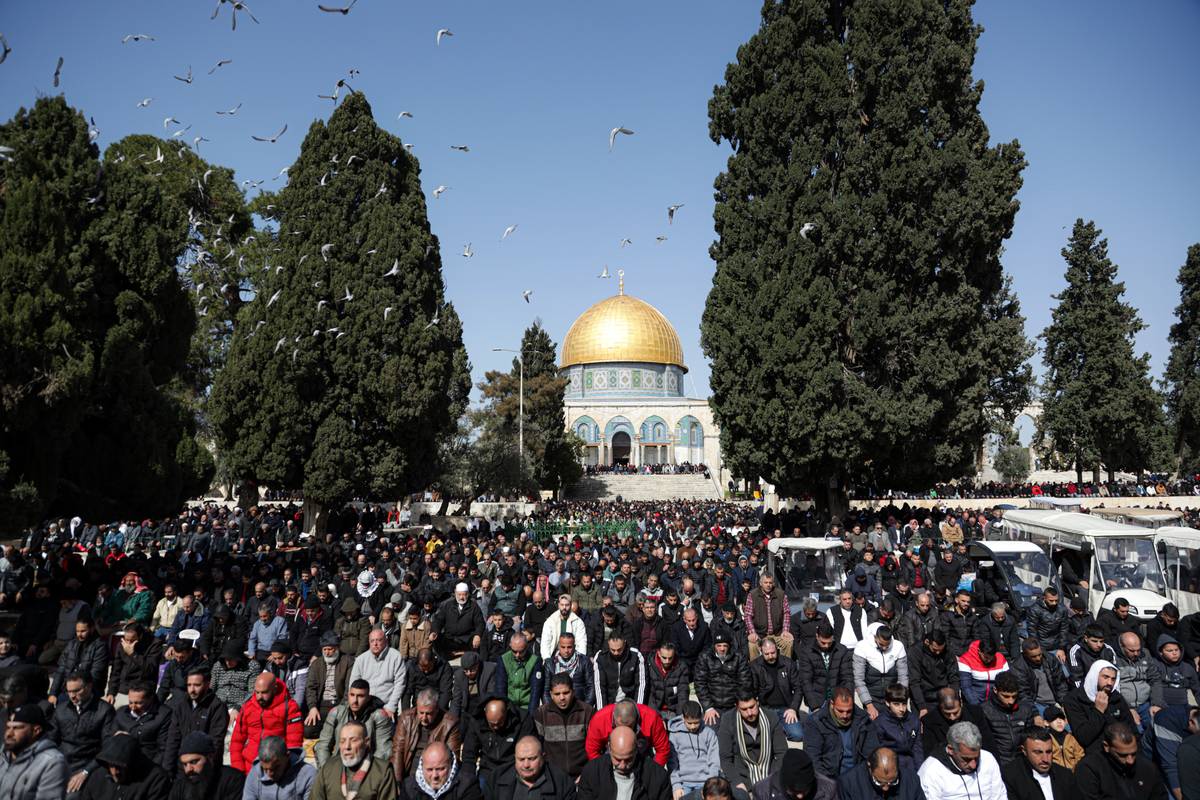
{"left": 0, "top": 2, "right": 811, "bottom": 370}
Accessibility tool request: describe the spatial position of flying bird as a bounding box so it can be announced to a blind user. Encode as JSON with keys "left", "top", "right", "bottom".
{"left": 667, "top": 203, "right": 684, "bottom": 224}
{"left": 163, "top": 116, "right": 180, "bottom": 129}
{"left": 0, "top": 34, "right": 10, "bottom": 65}
{"left": 522, "top": 290, "right": 533, "bottom": 304}
{"left": 425, "top": 311, "right": 440, "bottom": 329}
{"left": 317, "top": 299, "right": 328, "bottom": 312}
{"left": 501, "top": 225, "right": 518, "bottom": 241}
{"left": 252, "top": 124, "right": 287, "bottom": 143}
{"left": 274, "top": 337, "right": 286, "bottom": 354}
{"left": 449, "top": 145, "right": 469, "bottom": 153}
{"left": 174, "top": 65, "right": 193, "bottom": 84}
{"left": 122, "top": 34, "right": 155, "bottom": 43}
{"left": 136, "top": 98, "right": 153, "bottom": 108}
{"left": 462, "top": 243, "right": 473, "bottom": 258}
{"left": 619, "top": 238, "right": 632, "bottom": 248}
{"left": 216, "top": 103, "right": 242, "bottom": 116}
{"left": 799, "top": 222, "right": 816, "bottom": 239}
{"left": 436, "top": 28, "right": 453, "bottom": 46}
{"left": 384, "top": 307, "right": 394, "bottom": 320}
{"left": 432, "top": 185, "right": 449, "bottom": 199}
{"left": 212, "top": 0, "right": 260, "bottom": 30}
{"left": 342, "top": 286, "right": 353, "bottom": 303}
{"left": 598, "top": 265, "right": 610, "bottom": 278}
{"left": 320, "top": 243, "right": 334, "bottom": 261}
{"left": 53, "top": 56, "right": 63, "bottom": 87}
{"left": 208, "top": 59, "right": 232, "bottom": 74}
{"left": 318, "top": 0, "right": 358, "bottom": 14}
{"left": 383, "top": 260, "right": 400, "bottom": 277}
{"left": 609, "top": 127, "right": 634, "bottom": 151}
{"left": 397, "top": 111, "right": 413, "bottom": 119}
{"left": 266, "top": 289, "right": 282, "bottom": 306}
{"left": 655, "top": 235, "right": 668, "bottom": 243}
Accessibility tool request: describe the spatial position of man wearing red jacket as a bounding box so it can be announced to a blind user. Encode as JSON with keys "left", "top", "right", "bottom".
{"left": 584, "top": 699, "right": 671, "bottom": 767}
{"left": 229, "top": 673, "right": 303, "bottom": 773}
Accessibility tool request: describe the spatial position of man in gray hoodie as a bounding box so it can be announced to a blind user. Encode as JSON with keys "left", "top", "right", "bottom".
{"left": 667, "top": 702, "right": 720, "bottom": 800}
{"left": 0, "top": 704, "right": 68, "bottom": 800}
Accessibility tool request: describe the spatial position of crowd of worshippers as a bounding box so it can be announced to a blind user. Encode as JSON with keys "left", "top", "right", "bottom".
{"left": 1, "top": 517, "right": 1200, "bottom": 800}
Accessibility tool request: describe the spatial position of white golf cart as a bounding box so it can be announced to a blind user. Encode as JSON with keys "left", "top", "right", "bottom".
{"left": 765, "top": 537, "right": 847, "bottom": 614}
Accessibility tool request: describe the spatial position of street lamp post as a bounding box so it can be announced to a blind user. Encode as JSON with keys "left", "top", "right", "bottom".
{"left": 493, "top": 346, "right": 554, "bottom": 473}
{"left": 493, "top": 347, "right": 526, "bottom": 469}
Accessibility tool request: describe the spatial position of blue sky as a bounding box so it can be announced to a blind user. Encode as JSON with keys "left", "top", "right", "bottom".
{"left": 2, "top": 1, "right": 1197, "bottom": 400}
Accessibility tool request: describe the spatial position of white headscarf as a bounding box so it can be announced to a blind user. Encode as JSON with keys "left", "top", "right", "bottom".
{"left": 1083, "top": 658, "right": 1120, "bottom": 701}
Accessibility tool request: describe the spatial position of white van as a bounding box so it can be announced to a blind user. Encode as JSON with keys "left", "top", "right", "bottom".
{"left": 1000, "top": 509, "right": 1169, "bottom": 620}
{"left": 1154, "top": 526, "right": 1200, "bottom": 616}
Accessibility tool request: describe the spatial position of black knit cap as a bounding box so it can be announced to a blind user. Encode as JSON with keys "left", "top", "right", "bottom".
{"left": 780, "top": 749, "right": 816, "bottom": 795}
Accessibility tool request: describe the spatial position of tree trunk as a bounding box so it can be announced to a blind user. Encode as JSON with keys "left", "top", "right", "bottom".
{"left": 1075, "top": 453, "right": 1083, "bottom": 485}
{"left": 1091, "top": 465, "right": 1100, "bottom": 485}
{"left": 823, "top": 474, "right": 850, "bottom": 524}
{"left": 236, "top": 480, "right": 259, "bottom": 511}
{"left": 303, "top": 499, "right": 327, "bottom": 538}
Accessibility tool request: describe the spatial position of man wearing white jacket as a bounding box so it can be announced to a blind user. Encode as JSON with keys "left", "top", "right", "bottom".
{"left": 918, "top": 721, "right": 1007, "bottom": 800}
{"left": 540, "top": 594, "right": 588, "bottom": 659}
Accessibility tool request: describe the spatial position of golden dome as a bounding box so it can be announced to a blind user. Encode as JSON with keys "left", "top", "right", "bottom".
{"left": 560, "top": 281, "right": 687, "bottom": 371}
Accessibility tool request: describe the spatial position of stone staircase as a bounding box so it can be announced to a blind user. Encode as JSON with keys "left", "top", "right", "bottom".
{"left": 568, "top": 473, "right": 721, "bottom": 501}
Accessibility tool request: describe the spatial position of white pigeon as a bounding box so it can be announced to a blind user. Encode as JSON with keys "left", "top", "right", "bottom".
{"left": 321, "top": 243, "right": 334, "bottom": 261}
{"left": 598, "top": 265, "right": 610, "bottom": 278}
{"left": 163, "top": 116, "right": 180, "bottom": 130}
{"left": 425, "top": 310, "right": 440, "bottom": 329}
{"left": 462, "top": 243, "right": 473, "bottom": 258}
{"left": 619, "top": 238, "right": 632, "bottom": 248}
{"left": 609, "top": 127, "right": 634, "bottom": 151}
{"left": 216, "top": 103, "right": 242, "bottom": 116}
{"left": 656, "top": 235, "right": 668, "bottom": 243}
{"left": 136, "top": 98, "right": 153, "bottom": 108}
{"left": 522, "top": 290, "right": 533, "bottom": 304}
{"left": 317, "top": 299, "right": 328, "bottom": 312}
{"left": 397, "top": 111, "right": 413, "bottom": 119}
{"left": 122, "top": 34, "right": 156, "bottom": 43}
{"left": 799, "top": 222, "right": 816, "bottom": 239}
{"left": 383, "top": 260, "right": 401, "bottom": 278}
{"left": 274, "top": 337, "right": 286, "bottom": 354}
{"left": 266, "top": 289, "right": 282, "bottom": 306}
{"left": 384, "top": 307, "right": 394, "bottom": 320}
{"left": 501, "top": 224, "right": 518, "bottom": 241}
{"left": 433, "top": 185, "right": 449, "bottom": 199}
{"left": 342, "top": 286, "right": 353, "bottom": 303}
{"left": 668, "top": 203, "right": 685, "bottom": 224}
{"left": 436, "top": 28, "right": 453, "bottom": 46}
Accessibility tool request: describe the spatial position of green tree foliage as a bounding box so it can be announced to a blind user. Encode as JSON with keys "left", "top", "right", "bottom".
{"left": 701, "top": 0, "right": 1031, "bottom": 512}
{"left": 209, "top": 92, "right": 470, "bottom": 511}
{"left": 476, "top": 320, "right": 581, "bottom": 495}
{"left": 1036, "top": 220, "right": 1168, "bottom": 481}
{"left": 1164, "top": 244, "right": 1200, "bottom": 473}
{"left": 0, "top": 97, "right": 211, "bottom": 526}
{"left": 993, "top": 445, "right": 1030, "bottom": 484}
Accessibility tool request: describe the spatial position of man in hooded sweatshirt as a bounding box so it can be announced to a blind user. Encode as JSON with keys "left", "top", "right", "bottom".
{"left": 1154, "top": 634, "right": 1198, "bottom": 796}
{"left": 79, "top": 734, "right": 170, "bottom": 800}
{"left": 1076, "top": 721, "right": 1168, "bottom": 800}
{"left": 1062, "top": 659, "right": 1136, "bottom": 754}
{"left": 0, "top": 704, "right": 67, "bottom": 800}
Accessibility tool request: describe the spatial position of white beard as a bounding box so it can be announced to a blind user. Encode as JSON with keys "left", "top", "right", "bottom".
{"left": 340, "top": 753, "right": 366, "bottom": 769}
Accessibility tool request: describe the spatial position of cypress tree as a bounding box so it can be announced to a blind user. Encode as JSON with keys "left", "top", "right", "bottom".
{"left": 209, "top": 93, "right": 470, "bottom": 523}
{"left": 0, "top": 97, "right": 211, "bottom": 525}
{"left": 1162, "top": 244, "right": 1200, "bottom": 472}
{"left": 701, "top": 0, "right": 1031, "bottom": 513}
{"left": 1036, "top": 220, "right": 1167, "bottom": 482}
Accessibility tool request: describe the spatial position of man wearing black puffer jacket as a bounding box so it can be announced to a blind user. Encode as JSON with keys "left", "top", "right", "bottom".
{"left": 48, "top": 617, "right": 110, "bottom": 700}
{"left": 51, "top": 672, "right": 114, "bottom": 793}
{"left": 1024, "top": 587, "right": 1071, "bottom": 661}
{"left": 979, "top": 671, "right": 1036, "bottom": 765}
{"left": 644, "top": 642, "right": 689, "bottom": 719}
{"left": 694, "top": 632, "right": 752, "bottom": 726}
{"left": 795, "top": 623, "right": 853, "bottom": 713}
{"left": 801, "top": 687, "right": 880, "bottom": 780}
{"left": 1007, "top": 638, "right": 1071, "bottom": 717}
{"left": 909, "top": 629, "right": 958, "bottom": 710}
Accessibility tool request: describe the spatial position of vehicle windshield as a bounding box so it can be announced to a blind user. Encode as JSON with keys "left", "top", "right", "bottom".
{"left": 990, "top": 550, "right": 1055, "bottom": 607}
{"left": 1093, "top": 537, "right": 1164, "bottom": 593}
{"left": 775, "top": 548, "right": 844, "bottom": 604}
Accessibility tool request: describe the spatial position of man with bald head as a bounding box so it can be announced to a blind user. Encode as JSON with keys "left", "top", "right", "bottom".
{"left": 836, "top": 746, "right": 922, "bottom": 799}
{"left": 1112, "top": 630, "right": 1163, "bottom": 754}
{"left": 462, "top": 695, "right": 533, "bottom": 794}
{"left": 401, "top": 741, "right": 481, "bottom": 800}
{"left": 487, "top": 735, "right": 576, "bottom": 800}
{"left": 229, "top": 674, "right": 303, "bottom": 774}
{"left": 577, "top": 727, "right": 671, "bottom": 800}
